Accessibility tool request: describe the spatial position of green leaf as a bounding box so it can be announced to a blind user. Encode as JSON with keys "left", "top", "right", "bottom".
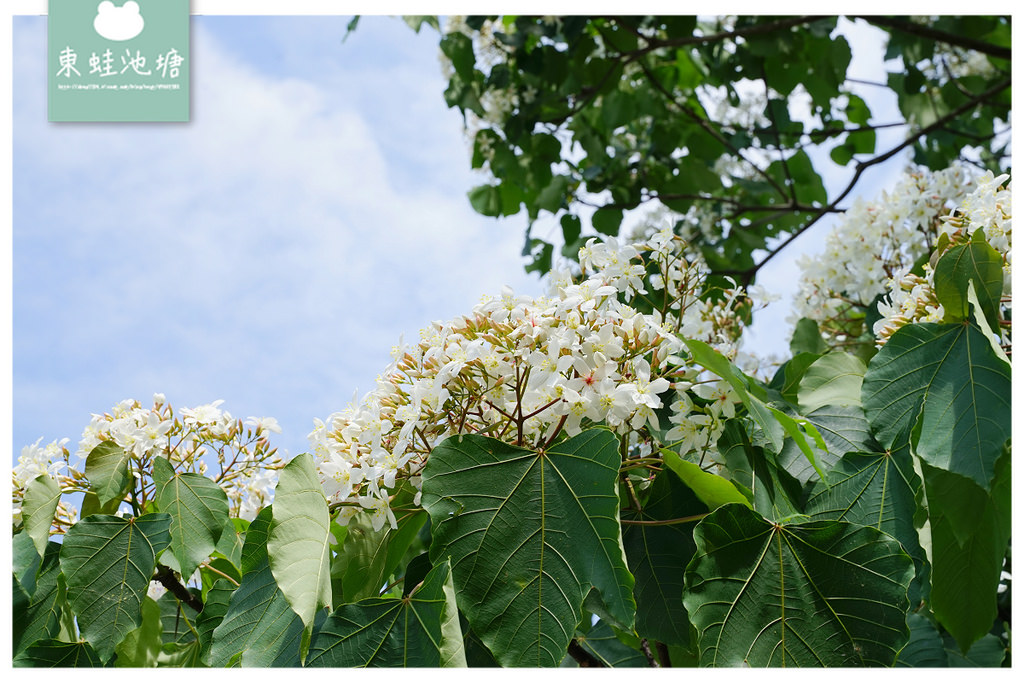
{"left": 717, "top": 419, "right": 803, "bottom": 521}
{"left": 805, "top": 449, "right": 928, "bottom": 600}
{"left": 207, "top": 508, "right": 305, "bottom": 667}
{"left": 268, "top": 452, "right": 333, "bottom": 627}
{"left": 468, "top": 184, "right": 502, "bottom": 216}
{"left": 933, "top": 232, "right": 1004, "bottom": 328}
{"left": 239, "top": 505, "right": 273, "bottom": 575}
{"left": 622, "top": 468, "right": 705, "bottom": 646}
{"left": 421, "top": 429, "right": 635, "bottom": 667}
{"left": 440, "top": 32, "right": 476, "bottom": 81}
{"left": 59, "top": 513, "right": 171, "bottom": 662}
{"left": 84, "top": 441, "right": 132, "bottom": 507}
{"left": 591, "top": 206, "right": 623, "bottom": 236}
{"left": 306, "top": 559, "right": 466, "bottom": 667}
{"left": 775, "top": 404, "right": 875, "bottom": 485}
{"left": 114, "top": 596, "right": 163, "bottom": 667}
{"left": 661, "top": 450, "right": 750, "bottom": 510}
{"left": 684, "top": 504, "right": 914, "bottom": 666}
{"left": 790, "top": 317, "right": 828, "bottom": 356}
{"left": 922, "top": 452, "right": 1011, "bottom": 652}
{"left": 944, "top": 632, "right": 1007, "bottom": 667}
{"left": 332, "top": 494, "right": 427, "bottom": 603}
{"left": 773, "top": 351, "right": 821, "bottom": 406}
{"left": 13, "top": 528, "right": 41, "bottom": 593}
{"left": 862, "top": 322, "right": 1011, "bottom": 489}
{"left": 684, "top": 339, "right": 782, "bottom": 450}
{"left": 796, "top": 352, "right": 866, "bottom": 413}
{"left": 153, "top": 457, "right": 230, "bottom": 581}
{"left": 13, "top": 541, "right": 66, "bottom": 656}
{"left": 13, "top": 639, "right": 104, "bottom": 667}
{"left": 195, "top": 579, "right": 235, "bottom": 663}
{"left": 21, "top": 474, "right": 61, "bottom": 557}
{"left": 575, "top": 620, "right": 648, "bottom": 667}
{"left": 157, "top": 589, "right": 199, "bottom": 646}
{"left": 156, "top": 640, "right": 205, "bottom": 667}
{"left": 830, "top": 142, "right": 854, "bottom": 166}
{"left": 896, "top": 613, "right": 946, "bottom": 667}
{"left": 206, "top": 561, "right": 306, "bottom": 667}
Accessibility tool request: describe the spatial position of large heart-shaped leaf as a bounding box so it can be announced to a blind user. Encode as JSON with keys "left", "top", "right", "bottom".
{"left": 21, "top": 474, "right": 61, "bottom": 557}
{"left": 622, "top": 468, "right": 706, "bottom": 647}
{"left": 421, "top": 429, "right": 635, "bottom": 667}
{"left": 12, "top": 639, "right": 104, "bottom": 667}
{"left": 862, "top": 321, "right": 1010, "bottom": 490}
{"left": 268, "top": 452, "right": 333, "bottom": 627}
{"left": 153, "top": 456, "right": 230, "bottom": 581}
{"left": 684, "top": 503, "right": 913, "bottom": 666}
{"left": 805, "top": 449, "right": 928, "bottom": 600}
{"left": 84, "top": 441, "right": 132, "bottom": 507}
{"left": 59, "top": 513, "right": 172, "bottom": 661}
{"left": 305, "top": 558, "right": 465, "bottom": 667}
{"left": 207, "top": 507, "right": 305, "bottom": 667}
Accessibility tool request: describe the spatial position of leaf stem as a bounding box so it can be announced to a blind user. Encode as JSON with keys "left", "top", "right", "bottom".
{"left": 620, "top": 512, "right": 709, "bottom": 526}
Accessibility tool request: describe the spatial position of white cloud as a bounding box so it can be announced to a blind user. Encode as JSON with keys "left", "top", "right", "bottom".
{"left": 13, "top": 17, "right": 541, "bottom": 458}
{"left": 93, "top": 1, "right": 145, "bottom": 42}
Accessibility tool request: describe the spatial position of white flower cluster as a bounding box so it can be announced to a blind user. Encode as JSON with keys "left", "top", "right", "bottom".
{"left": 13, "top": 396, "right": 285, "bottom": 533}
{"left": 792, "top": 164, "right": 977, "bottom": 344}
{"left": 11, "top": 437, "right": 76, "bottom": 528}
{"left": 874, "top": 171, "right": 1012, "bottom": 346}
{"left": 311, "top": 227, "right": 751, "bottom": 531}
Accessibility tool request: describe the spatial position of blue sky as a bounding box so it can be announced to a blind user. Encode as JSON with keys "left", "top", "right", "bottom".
{"left": 9, "top": 12, "right": 912, "bottom": 464}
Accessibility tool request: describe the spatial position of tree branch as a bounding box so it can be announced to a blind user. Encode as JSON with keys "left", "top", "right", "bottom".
{"left": 567, "top": 638, "right": 606, "bottom": 667}
{"left": 154, "top": 564, "right": 205, "bottom": 613}
{"left": 858, "top": 16, "right": 1011, "bottom": 60}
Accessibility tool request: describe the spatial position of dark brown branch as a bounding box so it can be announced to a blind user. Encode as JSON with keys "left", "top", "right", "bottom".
{"left": 858, "top": 16, "right": 1011, "bottom": 60}
{"left": 640, "top": 638, "right": 659, "bottom": 666}
{"left": 154, "top": 564, "right": 205, "bottom": 613}
{"left": 567, "top": 638, "right": 606, "bottom": 667}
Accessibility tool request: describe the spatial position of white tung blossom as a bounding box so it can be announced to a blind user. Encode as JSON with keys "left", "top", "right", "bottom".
{"left": 793, "top": 164, "right": 977, "bottom": 343}
{"left": 311, "top": 227, "right": 752, "bottom": 530}
{"left": 873, "top": 170, "right": 1011, "bottom": 345}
